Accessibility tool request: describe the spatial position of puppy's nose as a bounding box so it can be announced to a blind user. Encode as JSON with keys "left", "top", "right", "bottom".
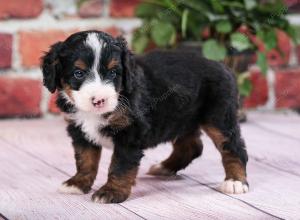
{"left": 91, "top": 97, "right": 106, "bottom": 108}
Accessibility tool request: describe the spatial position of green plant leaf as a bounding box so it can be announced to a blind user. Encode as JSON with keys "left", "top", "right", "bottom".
{"left": 211, "top": 0, "right": 224, "bottom": 13}
{"left": 181, "top": 9, "right": 189, "bottom": 38}
{"left": 176, "top": 0, "right": 209, "bottom": 13}
{"left": 230, "top": 33, "right": 252, "bottom": 51}
{"left": 202, "top": 39, "right": 227, "bottom": 61}
{"left": 132, "top": 32, "right": 149, "bottom": 54}
{"left": 135, "top": 3, "right": 158, "bottom": 18}
{"left": 216, "top": 20, "right": 232, "bottom": 33}
{"left": 257, "top": 30, "right": 277, "bottom": 51}
{"left": 287, "top": 25, "right": 299, "bottom": 45}
{"left": 221, "top": 1, "right": 244, "bottom": 8}
{"left": 256, "top": 52, "right": 268, "bottom": 75}
{"left": 244, "top": 0, "right": 257, "bottom": 10}
{"left": 151, "top": 21, "right": 176, "bottom": 47}
{"left": 265, "top": 30, "right": 277, "bottom": 51}
{"left": 238, "top": 75, "right": 253, "bottom": 97}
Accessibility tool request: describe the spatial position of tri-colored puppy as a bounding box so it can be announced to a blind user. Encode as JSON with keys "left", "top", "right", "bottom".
{"left": 41, "top": 30, "right": 249, "bottom": 204}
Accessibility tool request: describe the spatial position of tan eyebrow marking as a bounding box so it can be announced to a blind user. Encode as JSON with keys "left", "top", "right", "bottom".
{"left": 74, "top": 59, "right": 87, "bottom": 70}
{"left": 107, "top": 59, "right": 119, "bottom": 70}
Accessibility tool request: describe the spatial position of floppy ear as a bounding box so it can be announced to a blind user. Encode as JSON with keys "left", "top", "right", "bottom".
{"left": 116, "top": 36, "right": 136, "bottom": 93}
{"left": 40, "top": 42, "right": 64, "bottom": 93}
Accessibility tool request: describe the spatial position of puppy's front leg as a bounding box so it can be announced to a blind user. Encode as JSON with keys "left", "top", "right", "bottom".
{"left": 59, "top": 144, "right": 101, "bottom": 194}
{"left": 92, "top": 147, "right": 143, "bottom": 204}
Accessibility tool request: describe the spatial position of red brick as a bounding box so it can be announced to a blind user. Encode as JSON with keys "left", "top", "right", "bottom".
{"left": 79, "top": 0, "right": 103, "bottom": 18}
{"left": 48, "top": 92, "right": 60, "bottom": 114}
{"left": 19, "top": 28, "right": 121, "bottom": 68}
{"left": 267, "top": 30, "right": 291, "bottom": 67}
{"left": 19, "top": 30, "right": 74, "bottom": 68}
{"left": 99, "top": 26, "right": 121, "bottom": 37}
{"left": 110, "top": 0, "right": 140, "bottom": 17}
{"left": 0, "top": 0, "right": 43, "bottom": 19}
{"left": 285, "top": 0, "right": 298, "bottom": 5}
{"left": 285, "top": 0, "right": 300, "bottom": 13}
{"left": 0, "top": 33, "right": 13, "bottom": 68}
{"left": 244, "top": 69, "right": 269, "bottom": 108}
{"left": 296, "top": 46, "right": 300, "bottom": 64}
{"left": 0, "top": 76, "right": 42, "bottom": 117}
{"left": 275, "top": 68, "right": 300, "bottom": 108}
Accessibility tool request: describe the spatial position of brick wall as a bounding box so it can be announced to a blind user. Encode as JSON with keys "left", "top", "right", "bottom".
{"left": 0, "top": 0, "right": 300, "bottom": 117}
{"left": 0, "top": 0, "right": 141, "bottom": 117}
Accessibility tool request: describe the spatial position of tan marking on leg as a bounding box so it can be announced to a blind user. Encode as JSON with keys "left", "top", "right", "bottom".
{"left": 202, "top": 126, "right": 228, "bottom": 151}
{"left": 222, "top": 150, "right": 246, "bottom": 182}
{"left": 61, "top": 145, "right": 101, "bottom": 194}
{"left": 148, "top": 131, "right": 203, "bottom": 176}
{"left": 202, "top": 125, "right": 248, "bottom": 194}
{"left": 106, "top": 167, "right": 138, "bottom": 194}
{"left": 92, "top": 169, "right": 138, "bottom": 203}
{"left": 92, "top": 153, "right": 138, "bottom": 203}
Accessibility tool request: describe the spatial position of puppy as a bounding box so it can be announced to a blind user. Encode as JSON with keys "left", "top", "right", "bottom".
{"left": 41, "top": 30, "right": 249, "bottom": 204}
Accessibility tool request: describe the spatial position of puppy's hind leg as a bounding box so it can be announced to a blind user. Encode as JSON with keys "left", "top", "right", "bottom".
{"left": 148, "top": 130, "right": 203, "bottom": 176}
{"left": 203, "top": 125, "right": 249, "bottom": 194}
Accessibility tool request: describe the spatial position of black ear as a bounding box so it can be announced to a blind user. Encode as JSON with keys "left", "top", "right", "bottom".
{"left": 40, "top": 42, "right": 64, "bottom": 93}
{"left": 116, "top": 36, "right": 136, "bottom": 93}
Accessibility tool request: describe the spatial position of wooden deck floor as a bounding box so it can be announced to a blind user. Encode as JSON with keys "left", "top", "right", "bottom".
{"left": 0, "top": 111, "right": 300, "bottom": 220}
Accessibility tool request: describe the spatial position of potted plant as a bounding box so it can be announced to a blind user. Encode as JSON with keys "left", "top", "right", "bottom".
{"left": 132, "top": 0, "right": 298, "bottom": 122}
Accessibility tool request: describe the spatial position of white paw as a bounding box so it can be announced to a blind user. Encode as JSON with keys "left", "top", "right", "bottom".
{"left": 58, "top": 183, "right": 84, "bottom": 195}
{"left": 92, "top": 196, "right": 108, "bottom": 204}
{"left": 219, "top": 179, "right": 249, "bottom": 194}
{"left": 147, "top": 164, "right": 175, "bottom": 176}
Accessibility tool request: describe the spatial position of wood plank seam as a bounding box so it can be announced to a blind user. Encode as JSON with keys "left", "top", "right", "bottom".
{"left": 251, "top": 121, "right": 300, "bottom": 142}
{"left": 0, "top": 135, "right": 270, "bottom": 219}
{"left": 0, "top": 125, "right": 297, "bottom": 219}
{"left": 245, "top": 121, "right": 300, "bottom": 177}
{"left": 118, "top": 205, "right": 147, "bottom": 220}
{"left": 181, "top": 174, "right": 284, "bottom": 220}
{"left": 251, "top": 157, "right": 300, "bottom": 178}
{"left": 0, "top": 137, "right": 145, "bottom": 220}
{"left": 0, "top": 134, "right": 292, "bottom": 219}
{"left": 0, "top": 213, "right": 10, "bottom": 220}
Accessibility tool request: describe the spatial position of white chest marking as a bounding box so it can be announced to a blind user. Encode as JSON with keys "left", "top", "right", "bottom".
{"left": 69, "top": 111, "right": 114, "bottom": 149}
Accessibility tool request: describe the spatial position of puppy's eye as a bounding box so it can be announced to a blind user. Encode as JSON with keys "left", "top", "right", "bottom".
{"left": 73, "top": 70, "right": 85, "bottom": 79}
{"left": 109, "top": 70, "right": 117, "bottom": 79}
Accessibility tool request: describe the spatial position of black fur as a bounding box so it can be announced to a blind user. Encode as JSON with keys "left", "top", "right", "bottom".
{"left": 41, "top": 42, "right": 64, "bottom": 93}
{"left": 41, "top": 30, "right": 248, "bottom": 203}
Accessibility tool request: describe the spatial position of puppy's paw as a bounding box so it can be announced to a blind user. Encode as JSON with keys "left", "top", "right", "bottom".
{"left": 92, "top": 186, "right": 129, "bottom": 204}
{"left": 219, "top": 179, "right": 249, "bottom": 194}
{"left": 147, "top": 163, "right": 176, "bottom": 176}
{"left": 58, "top": 183, "right": 84, "bottom": 195}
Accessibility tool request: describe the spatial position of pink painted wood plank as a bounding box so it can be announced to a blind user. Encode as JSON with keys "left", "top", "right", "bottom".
{"left": 241, "top": 123, "right": 300, "bottom": 176}
{"left": 144, "top": 137, "right": 300, "bottom": 220}
{"left": 0, "top": 118, "right": 270, "bottom": 219}
{"left": 247, "top": 111, "right": 300, "bottom": 141}
{"left": 0, "top": 139, "right": 141, "bottom": 220}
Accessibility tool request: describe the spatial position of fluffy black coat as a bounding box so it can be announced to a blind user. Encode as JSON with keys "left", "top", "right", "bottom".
{"left": 42, "top": 30, "right": 248, "bottom": 203}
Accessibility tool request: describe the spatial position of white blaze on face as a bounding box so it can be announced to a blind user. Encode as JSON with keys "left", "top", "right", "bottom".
{"left": 72, "top": 33, "right": 118, "bottom": 114}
